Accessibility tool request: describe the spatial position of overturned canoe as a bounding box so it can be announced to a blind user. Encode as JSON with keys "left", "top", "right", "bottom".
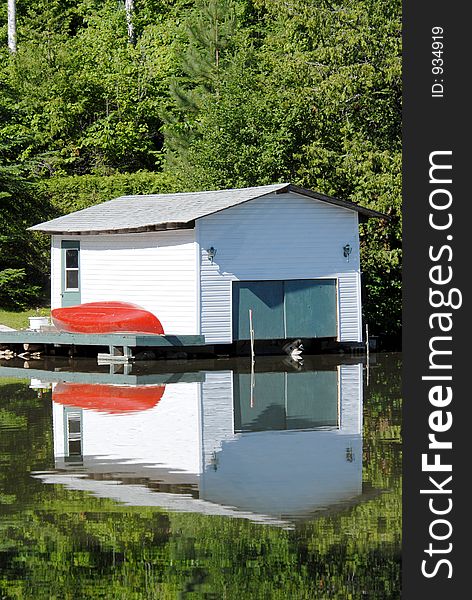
{"left": 51, "top": 301, "right": 164, "bottom": 335}
{"left": 53, "top": 382, "right": 166, "bottom": 414}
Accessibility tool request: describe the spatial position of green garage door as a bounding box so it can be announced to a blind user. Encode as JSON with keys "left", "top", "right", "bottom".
{"left": 232, "top": 279, "right": 337, "bottom": 340}
{"left": 285, "top": 279, "right": 337, "bottom": 338}
{"left": 233, "top": 281, "right": 285, "bottom": 340}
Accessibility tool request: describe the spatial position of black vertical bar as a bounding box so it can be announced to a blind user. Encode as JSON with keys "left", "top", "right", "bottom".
{"left": 404, "top": 1, "right": 469, "bottom": 597}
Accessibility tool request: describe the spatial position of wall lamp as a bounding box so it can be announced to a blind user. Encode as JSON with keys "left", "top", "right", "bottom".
{"left": 207, "top": 246, "right": 217, "bottom": 264}
{"left": 343, "top": 243, "right": 352, "bottom": 261}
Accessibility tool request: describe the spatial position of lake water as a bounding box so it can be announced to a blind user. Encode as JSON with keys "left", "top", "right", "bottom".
{"left": 0, "top": 353, "right": 401, "bottom": 598}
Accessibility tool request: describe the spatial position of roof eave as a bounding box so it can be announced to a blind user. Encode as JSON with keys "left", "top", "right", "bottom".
{"left": 28, "top": 221, "right": 195, "bottom": 235}
{"left": 286, "top": 184, "right": 390, "bottom": 220}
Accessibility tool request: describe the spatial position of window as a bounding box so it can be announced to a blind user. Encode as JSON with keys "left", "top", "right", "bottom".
{"left": 65, "top": 248, "right": 79, "bottom": 290}
{"left": 64, "top": 408, "right": 83, "bottom": 463}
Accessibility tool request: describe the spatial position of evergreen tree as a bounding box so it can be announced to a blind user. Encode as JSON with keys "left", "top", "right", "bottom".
{"left": 164, "top": 0, "right": 237, "bottom": 168}
{"left": 0, "top": 163, "right": 50, "bottom": 308}
{"left": 0, "top": 75, "right": 52, "bottom": 308}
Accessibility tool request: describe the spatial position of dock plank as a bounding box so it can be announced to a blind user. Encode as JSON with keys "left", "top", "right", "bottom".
{"left": 0, "top": 330, "right": 205, "bottom": 347}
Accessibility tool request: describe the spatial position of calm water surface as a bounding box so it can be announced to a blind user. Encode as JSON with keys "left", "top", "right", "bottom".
{"left": 0, "top": 353, "right": 401, "bottom": 599}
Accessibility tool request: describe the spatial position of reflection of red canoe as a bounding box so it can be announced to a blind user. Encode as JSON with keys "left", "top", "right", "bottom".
{"left": 51, "top": 301, "right": 164, "bottom": 334}
{"left": 53, "top": 382, "right": 166, "bottom": 414}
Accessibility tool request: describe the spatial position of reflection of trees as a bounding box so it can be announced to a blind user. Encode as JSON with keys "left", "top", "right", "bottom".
{"left": 0, "top": 358, "right": 401, "bottom": 598}
{"left": 0, "top": 380, "right": 53, "bottom": 511}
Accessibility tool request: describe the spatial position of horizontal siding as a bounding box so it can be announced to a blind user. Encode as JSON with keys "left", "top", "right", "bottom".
{"left": 200, "top": 371, "right": 235, "bottom": 469}
{"left": 339, "top": 364, "right": 363, "bottom": 434}
{"left": 338, "top": 272, "right": 362, "bottom": 342}
{"left": 53, "top": 231, "right": 197, "bottom": 335}
{"left": 198, "top": 192, "right": 362, "bottom": 343}
{"left": 53, "top": 382, "right": 202, "bottom": 475}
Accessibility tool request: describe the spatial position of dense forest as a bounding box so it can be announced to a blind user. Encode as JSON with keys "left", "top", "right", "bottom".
{"left": 0, "top": 0, "right": 402, "bottom": 340}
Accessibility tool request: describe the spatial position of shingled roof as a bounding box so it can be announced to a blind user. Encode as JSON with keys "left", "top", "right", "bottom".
{"left": 30, "top": 183, "right": 387, "bottom": 235}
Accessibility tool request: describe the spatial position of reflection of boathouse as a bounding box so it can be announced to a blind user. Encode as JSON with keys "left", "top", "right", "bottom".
{"left": 40, "top": 362, "right": 363, "bottom": 525}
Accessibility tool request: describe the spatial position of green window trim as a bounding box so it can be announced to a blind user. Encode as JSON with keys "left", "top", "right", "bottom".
{"left": 61, "top": 240, "right": 81, "bottom": 307}
{"left": 63, "top": 406, "right": 83, "bottom": 463}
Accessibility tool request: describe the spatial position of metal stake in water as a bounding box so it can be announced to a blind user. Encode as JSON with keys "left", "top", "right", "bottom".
{"left": 249, "top": 309, "right": 255, "bottom": 407}
{"left": 249, "top": 309, "right": 255, "bottom": 364}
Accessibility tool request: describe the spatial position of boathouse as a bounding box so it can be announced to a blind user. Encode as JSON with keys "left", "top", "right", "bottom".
{"left": 30, "top": 183, "right": 384, "bottom": 345}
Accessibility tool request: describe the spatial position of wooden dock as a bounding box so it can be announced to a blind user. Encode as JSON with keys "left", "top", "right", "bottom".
{"left": 0, "top": 330, "right": 206, "bottom": 361}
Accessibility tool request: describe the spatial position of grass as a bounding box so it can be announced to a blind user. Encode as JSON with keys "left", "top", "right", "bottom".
{"left": 0, "top": 307, "right": 51, "bottom": 330}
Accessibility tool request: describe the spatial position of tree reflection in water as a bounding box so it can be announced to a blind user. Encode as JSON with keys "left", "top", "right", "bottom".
{"left": 0, "top": 354, "right": 401, "bottom": 599}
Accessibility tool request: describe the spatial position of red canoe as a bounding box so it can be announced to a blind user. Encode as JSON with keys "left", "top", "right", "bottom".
{"left": 51, "top": 301, "right": 164, "bottom": 335}
{"left": 53, "top": 382, "right": 166, "bottom": 414}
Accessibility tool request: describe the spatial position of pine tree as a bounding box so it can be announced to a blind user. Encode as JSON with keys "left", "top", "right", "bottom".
{"left": 164, "top": 0, "right": 237, "bottom": 169}
{"left": 184, "top": 0, "right": 236, "bottom": 94}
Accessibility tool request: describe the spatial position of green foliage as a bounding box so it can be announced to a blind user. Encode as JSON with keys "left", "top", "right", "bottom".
{"left": 0, "top": 164, "right": 51, "bottom": 308}
{"left": 184, "top": 0, "right": 236, "bottom": 87}
{"left": 164, "top": 0, "right": 239, "bottom": 164}
{"left": 0, "top": 268, "right": 38, "bottom": 307}
{"left": 2, "top": 1, "right": 181, "bottom": 175}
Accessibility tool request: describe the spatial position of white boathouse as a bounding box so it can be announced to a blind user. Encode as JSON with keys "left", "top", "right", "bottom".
{"left": 30, "top": 183, "right": 385, "bottom": 345}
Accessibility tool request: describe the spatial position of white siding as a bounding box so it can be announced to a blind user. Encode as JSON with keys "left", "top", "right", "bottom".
{"left": 51, "top": 231, "right": 197, "bottom": 335}
{"left": 197, "top": 192, "right": 362, "bottom": 343}
{"left": 53, "top": 382, "right": 202, "bottom": 476}
{"left": 52, "top": 397, "right": 65, "bottom": 458}
{"left": 200, "top": 371, "right": 235, "bottom": 469}
{"left": 338, "top": 272, "right": 363, "bottom": 343}
{"left": 201, "top": 430, "right": 362, "bottom": 517}
{"left": 201, "top": 363, "right": 363, "bottom": 516}
{"left": 339, "top": 363, "right": 363, "bottom": 434}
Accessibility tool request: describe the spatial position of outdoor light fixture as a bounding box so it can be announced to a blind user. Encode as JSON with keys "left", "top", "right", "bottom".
{"left": 343, "top": 244, "right": 352, "bottom": 260}
{"left": 207, "top": 246, "right": 217, "bottom": 264}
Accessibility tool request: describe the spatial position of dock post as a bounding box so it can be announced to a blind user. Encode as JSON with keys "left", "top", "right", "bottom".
{"left": 249, "top": 309, "right": 255, "bottom": 364}
{"left": 250, "top": 359, "right": 255, "bottom": 408}
{"left": 98, "top": 345, "right": 134, "bottom": 364}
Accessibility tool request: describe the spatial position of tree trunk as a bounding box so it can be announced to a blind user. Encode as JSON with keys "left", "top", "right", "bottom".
{"left": 7, "top": 0, "right": 17, "bottom": 53}
{"left": 125, "top": 0, "right": 135, "bottom": 44}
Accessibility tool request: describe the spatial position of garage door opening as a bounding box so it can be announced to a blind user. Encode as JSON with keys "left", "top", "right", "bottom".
{"left": 232, "top": 279, "right": 337, "bottom": 341}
